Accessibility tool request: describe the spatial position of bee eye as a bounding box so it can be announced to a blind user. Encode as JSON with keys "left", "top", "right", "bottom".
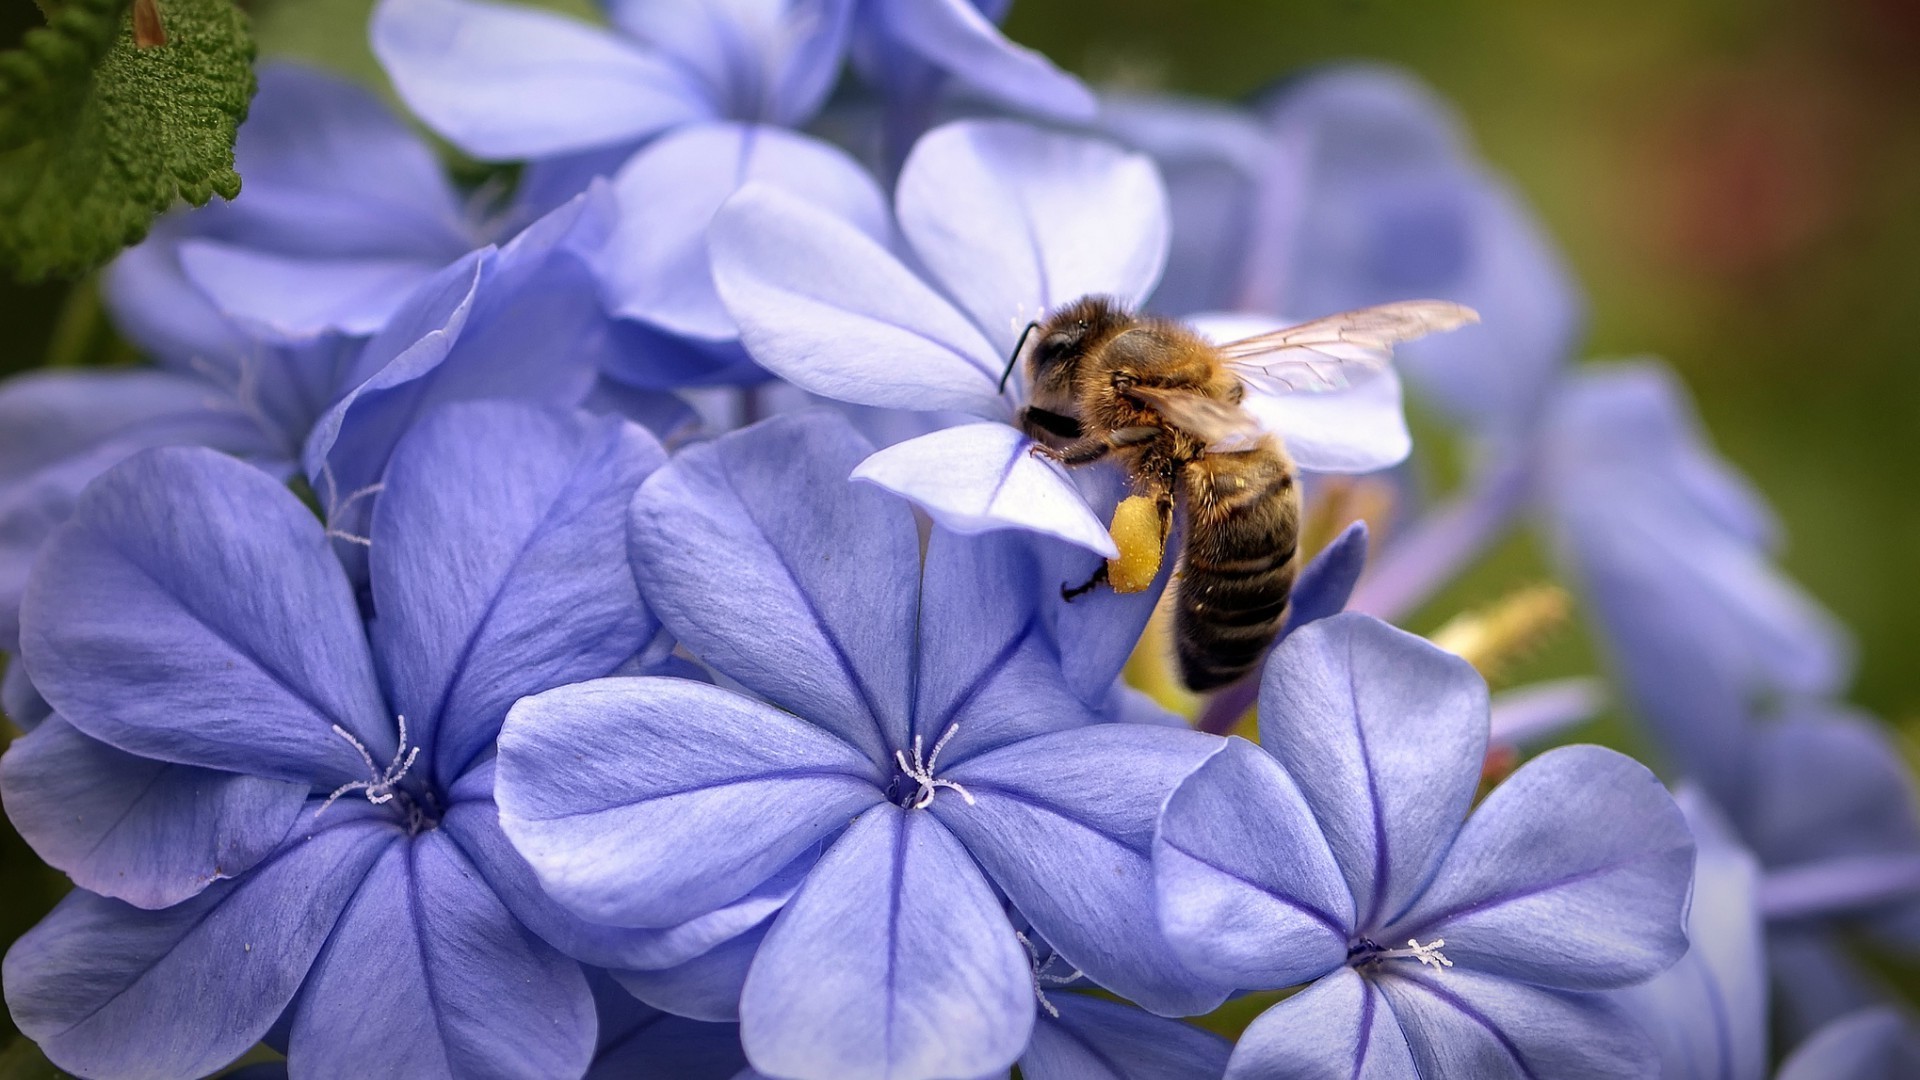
{"left": 1035, "top": 330, "right": 1080, "bottom": 367}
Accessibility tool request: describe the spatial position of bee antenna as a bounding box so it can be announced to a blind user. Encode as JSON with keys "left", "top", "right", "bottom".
{"left": 999, "top": 321, "right": 1039, "bottom": 395}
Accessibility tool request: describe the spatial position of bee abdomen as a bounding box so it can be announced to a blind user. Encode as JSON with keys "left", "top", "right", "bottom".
{"left": 1174, "top": 452, "right": 1301, "bottom": 692}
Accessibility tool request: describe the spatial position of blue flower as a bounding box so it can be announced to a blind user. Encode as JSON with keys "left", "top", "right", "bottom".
{"left": 1619, "top": 790, "right": 1920, "bottom": 1079}
{"left": 373, "top": 0, "right": 855, "bottom": 164}
{"left": 0, "top": 402, "right": 765, "bottom": 1078}
{"left": 495, "top": 411, "right": 1227, "bottom": 1080}
{"left": 1154, "top": 613, "right": 1695, "bottom": 1078}
{"left": 710, "top": 118, "right": 1414, "bottom": 554}
{"left": 1536, "top": 363, "right": 1851, "bottom": 793}
{"left": 849, "top": 0, "right": 1095, "bottom": 167}
{"left": 138, "top": 63, "right": 516, "bottom": 338}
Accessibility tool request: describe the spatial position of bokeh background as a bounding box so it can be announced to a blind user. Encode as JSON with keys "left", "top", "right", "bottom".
{"left": 3, "top": 0, "right": 1917, "bottom": 1055}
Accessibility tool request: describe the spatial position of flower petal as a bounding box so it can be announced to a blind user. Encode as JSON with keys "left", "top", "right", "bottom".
{"left": 1375, "top": 967, "right": 1656, "bottom": 1080}
{"left": 711, "top": 184, "right": 1007, "bottom": 416}
{"left": 1225, "top": 968, "right": 1419, "bottom": 1080}
{"left": 599, "top": 122, "right": 888, "bottom": 341}
{"left": 853, "top": 423, "right": 1117, "bottom": 557}
{"left": 1, "top": 811, "right": 391, "bottom": 1080}
{"left": 740, "top": 804, "right": 1034, "bottom": 1080}
{"left": 876, "top": 0, "right": 1096, "bottom": 122}
{"left": 1777, "top": 1008, "right": 1920, "bottom": 1080}
{"left": 897, "top": 120, "right": 1167, "bottom": 356}
{"left": 1488, "top": 678, "right": 1605, "bottom": 747}
{"left": 1391, "top": 745, "right": 1694, "bottom": 990}
{"left": 179, "top": 241, "right": 444, "bottom": 337}
{"left": 285, "top": 830, "right": 595, "bottom": 1078}
{"left": 497, "top": 677, "right": 882, "bottom": 929}
{"left": 101, "top": 232, "right": 254, "bottom": 373}
{"left": 0, "top": 368, "right": 282, "bottom": 650}
{"left": 1, "top": 659, "right": 49, "bottom": 730}
{"left": 306, "top": 189, "right": 613, "bottom": 532}
{"left": 1616, "top": 789, "right": 1768, "bottom": 1080}
{"left": 604, "top": 0, "right": 856, "bottom": 128}
{"left": 629, "top": 412, "right": 919, "bottom": 761}
{"left": 937, "top": 724, "right": 1229, "bottom": 1016}
{"left": 0, "top": 715, "right": 306, "bottom": 909}
{"left": 1257, "top": 613, "right": 1488, "bottom": 931}
{"left": 441, "top": 787, "right": 801, "bottom": 974}
{"left": 1252, "top": 68, "right": 1583, "bottom": 436}
{"left": 372, "top": 0, "right": 714, "bottom": 159}
{"left": 208, "top": 63, "right": 473, "bottom": 260}
{"left": 589, "top": 968, "right": 750, "bottom": 1080}
{"left": 1023, "top": 993, "right": 1231, "bottom": 1080}
{"left": 614, "top": 918, "right": 768, "bottom": 1023}
{"left": 1741, "top": 708, "right": 1920, "bottom": 870}
{"left": 1281, "top": 519, "right": 1369, "bottom": 637}
{"left": 911, "top": 526, "right": 1119, "bottom": 760}
{"left": 371, "top": 402, "right": 665, "bottom": 783}
{"left": 1154, "top": 737, "right": 1354, "bottom": 992}
{"left": 20, "top": 448, "right": 389, "bottom": 785}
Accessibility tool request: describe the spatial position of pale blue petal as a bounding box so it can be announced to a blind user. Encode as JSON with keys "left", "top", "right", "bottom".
{"left": 897, "top": 119, "right": 1167, "bottom": 357}
{"left": 613, "top": 919, "right": 767, "bottom": 1022}
{"left": 1391, "top": 746, "right": 1694, "bottom": 990}
{"left": 1377, "top": 968, "right": 1655, "bottom": 1080}
{"left": 1257, "top": 613, "right": 1488, "bottom": 930}
{"left": 285, "top": 830, "right": 595, "bottom": 1078}
{"left": 1154, "top": 737, "right": 1353, "bottom": 992}
{"left": 373, "top": 0, "right": 715, "bottom": 159}
{"left": 629, "top": 411, "right": 919, "bottom": 761}
{"left": 937, "top": 724, "right": 1229, "bottom": 1016}
{"left": 710, "top": 183, "right": 1008, "bottom": 416}
{"left": 876, "top": 0, "right": 1095, "bottom": 122}
{"left": 852, "top": 423, "right": 1117, "bottom": 556}
{"left": 1023, "top": 993, "right": 1231, "bottom": 1080}
{"left": 0, "top": 715, "right": 306, "bottom": 909}
{"left": 1226, "top": 968, "right": 1418, "bottom": 1080}
{"left": 20, "top": 448, "right": 389, "bottom": 785}
{"left": 598, "top": 121, "right": 888, "bottom": 340}
{"left": 1, "top": 812, "right": 391, "bottom": 1080}
{"left": 369, "top": 402, "right": 665, "bottom": 783}
{"left": 496, "top": 677, "right": 882, "bottom": 928}
{"left": 589, "top": 968, "right": 750, "bottom": 1079}
{"left": 739, "top": 804, "right": 1033, "bottom": 1080}
{"left": 1777, "top": 1008, "right": 1920, "bottom": 1080}
{"left": 178, "top": 241, "right": 443, "bottom": 337}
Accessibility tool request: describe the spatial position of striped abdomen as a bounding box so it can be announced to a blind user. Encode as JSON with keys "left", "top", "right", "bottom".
{"left": 1173, "top": 441, "right": 1301, "bottom": 691}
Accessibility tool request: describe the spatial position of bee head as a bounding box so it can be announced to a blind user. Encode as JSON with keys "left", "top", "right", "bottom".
{"left": 1023, "top": 296, "right": 1131, "bottom": 398}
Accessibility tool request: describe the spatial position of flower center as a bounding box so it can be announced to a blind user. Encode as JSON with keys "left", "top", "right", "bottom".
{"left": 892, "top": 722, "right": 975, "bottom": 810}
{"left": 1348, "top": 936, "right": 1454, "bottom": 973}
{"left": 319, "top": 715, "right": 437, "bottom": 834}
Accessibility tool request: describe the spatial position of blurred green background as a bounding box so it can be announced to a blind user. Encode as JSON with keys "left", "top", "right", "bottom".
{"left": 3, "top": 0, "right": 1918, "bottom": 1054}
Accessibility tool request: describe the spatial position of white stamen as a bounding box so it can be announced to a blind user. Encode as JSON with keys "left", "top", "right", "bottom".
{"left": 318, "top": 462, "right": 386, "bottom": 548}
{"left": 1377, "top": 937, "right": 1453, "bottom": 971}
{"left": 318, "top": 715, "right": 421, "bottom": 816}
{"left": 1016, "top": 931, "right": 1083, "bottom": 1019}
{"left": 893, "top": 722, "right": 975, "bottom": 810}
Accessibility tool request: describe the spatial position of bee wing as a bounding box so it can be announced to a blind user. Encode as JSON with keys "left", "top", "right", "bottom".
{"left": 1128, "top": 386, "right": 1265, "bottom": 452}
{"left": 1219, "top": 300, "right": 1480, "bottom": 394}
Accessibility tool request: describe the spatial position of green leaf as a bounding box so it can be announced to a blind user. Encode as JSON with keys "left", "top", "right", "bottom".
{"left": 0, "top": 1037, "right": 68, "bottom": 1080}
{"left": 0, "top": 0, "right": 255, "bottom": 281}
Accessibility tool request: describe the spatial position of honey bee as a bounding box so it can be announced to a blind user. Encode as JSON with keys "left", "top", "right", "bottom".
{"left": 1012, "top": 297, "right": 1478, "bottom": 691}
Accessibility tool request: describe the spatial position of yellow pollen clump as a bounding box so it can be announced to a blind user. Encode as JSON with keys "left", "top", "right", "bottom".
{"left": 1106, "top": 495, "right": 1163, "bottom": 593}
{"left": 1430, "top": 584, "right": 1573, "bottom": 682}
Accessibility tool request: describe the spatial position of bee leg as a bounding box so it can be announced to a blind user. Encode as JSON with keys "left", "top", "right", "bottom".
{"left": 1029, "top": 426, "right": 1160, "bottom": 467}
{"left": 1061, "top": 563, "right": 1109, "bottom": 602}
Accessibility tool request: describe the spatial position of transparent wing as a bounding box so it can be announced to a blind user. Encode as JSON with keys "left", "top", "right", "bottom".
{"left": 1128, "top": 385, "right": 1265, "bottom": 452}
{"left": 1219, "top": 300, "right": 1479, "bottom": 395}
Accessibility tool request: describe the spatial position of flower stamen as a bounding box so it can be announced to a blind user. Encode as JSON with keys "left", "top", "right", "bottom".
{"left": 1016, "top": 931, "right": 1083, "bottom": 1019}
{"left": 894, "top": 722, "right": 975, "bottom": 810}
{"left": 1376, "top": 937, "right": 1453, "bottom": 971}
{"left": 318, "top": 714, "right": 422, "bottom": 816}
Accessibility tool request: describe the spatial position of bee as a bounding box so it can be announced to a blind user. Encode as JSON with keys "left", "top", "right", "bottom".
{"left": 1011, "top": 297, "right": 1477, "bottom": 691}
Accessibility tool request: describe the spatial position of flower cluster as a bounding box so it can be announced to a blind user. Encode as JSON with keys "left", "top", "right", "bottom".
{"left": 0, "top": 2, "right": 1914, "bottom": 1078}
